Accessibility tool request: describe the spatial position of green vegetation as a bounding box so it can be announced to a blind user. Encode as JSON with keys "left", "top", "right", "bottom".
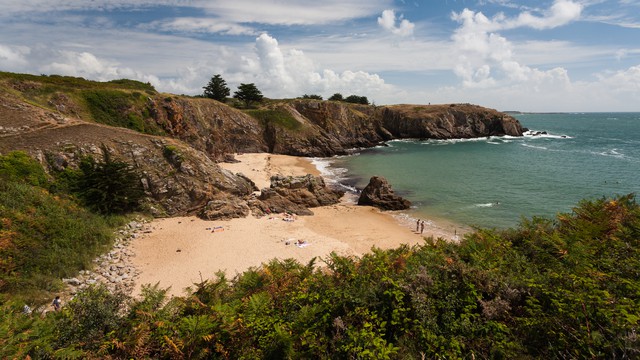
{"left": 0, "top": 151, "right": 134, "bottom": 302}
{"left": 2, "top": 194, "right": 639, "bottom": 358}
{"left": 0, "top": 72, "right": 156, "bottom": 93}
{"left": 0, "top": 151, "right": 48, "bottom": 187}
{"left": 75, "top": 148, "right": 146, "bottom": 215}
{"left": 233, "top": 83, "right": 264, "bottom": 108}
{"left": 328, "top": 92, "right": 369, "bottom": 105}
{"left": 0, "top": 72, "right": 164, "bottom": 135}
{"left": 202, "top": 74, "right": 230, "bottom": 102}
{"left": 81, "top": 89, "right": 162, "bottom": 134}
{"left": 344, "top": 94, "right": 370, "bottom": 105}
{"left": 246, "top": 109, "right": 302, "bottom": 131}
{"left": 300, "top": 94, "right": 323, "bottom": 100}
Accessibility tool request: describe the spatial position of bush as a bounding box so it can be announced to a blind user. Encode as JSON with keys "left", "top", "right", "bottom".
{"left": 0, "top": 151, "right": 48, "bottom": 187}
{"left": 0, "top": 179, "right": 118, "bottom": 298}
{"left": 75, "top": 148, "right": 145, "bottom": 214}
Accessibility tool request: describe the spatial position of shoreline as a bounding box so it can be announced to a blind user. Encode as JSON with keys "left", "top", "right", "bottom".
{"left": 130, "top": 153, "right": 463, "bottom": 298}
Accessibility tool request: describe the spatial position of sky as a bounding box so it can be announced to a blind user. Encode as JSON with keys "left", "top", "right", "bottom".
{"left": 1, "top": 0, "right": 639, "bottom": 112}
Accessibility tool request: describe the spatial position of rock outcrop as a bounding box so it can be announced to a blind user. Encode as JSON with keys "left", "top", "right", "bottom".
{"left": 357, "top": 176, "right": 412, "bottom": 211}
{"left": 255, "top": 174, "right": 344, "bottom": 215}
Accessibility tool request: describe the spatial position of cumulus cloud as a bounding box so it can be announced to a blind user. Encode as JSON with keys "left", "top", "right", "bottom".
{"left": 0, "top": 44, "right": 29, "bottom": 69}
{"left": 451, "top": 0, "right": 582, "bottom": 33}
{"left": 251, "top": 34, "right": 393, "bottom": 99}
{"left": 450, "top": 1, "right": 580, "bottom": 89}
{"left": 377, "top": 9, "right": 415, "bottom": 36}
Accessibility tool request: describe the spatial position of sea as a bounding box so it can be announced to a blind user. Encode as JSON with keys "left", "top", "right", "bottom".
{"left": 312, "top": 113, "right": 640, "bottom": 233}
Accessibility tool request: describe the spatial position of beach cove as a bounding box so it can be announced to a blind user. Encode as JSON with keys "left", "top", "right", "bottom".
{"left": 130, "top": 153, "right": 460, "bottom": 297}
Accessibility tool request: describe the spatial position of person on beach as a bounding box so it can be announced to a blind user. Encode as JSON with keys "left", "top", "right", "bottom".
{"left": 420, "top": 220, "right": 425, "bottom": 234}
{"left": 416, "top": 219, "right": 421, "bottom": 232}
{"left": 52, "top": 296, "right": 61, "bottom": 311}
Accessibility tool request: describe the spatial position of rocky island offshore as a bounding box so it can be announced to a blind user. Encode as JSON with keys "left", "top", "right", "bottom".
{"left": 0, "top": 72, "right": 523, "bottom": 219}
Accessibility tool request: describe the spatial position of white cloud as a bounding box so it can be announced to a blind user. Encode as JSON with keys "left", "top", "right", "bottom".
{"left": 451, "top": 0, "right": 582, "bottom": 32}
{"left": 147, "top": 17, "right": 255, "bottom": 36}
{"left": 0, "top": 44, "right": 29, "bottom": 68}
{"left": 377, "top": 9, "right": 415, "bottom": 36}
{"left": 196, "top": 0, "right": 392, "bottom": 25}
{"left": 450, "top": 1, "right": 581, "bottom": 89}
{"left": 509, "top": 0, "right": 582, "bottom": 29}
{"left": 251, "top": 34, "right": 395, "bottom": 99}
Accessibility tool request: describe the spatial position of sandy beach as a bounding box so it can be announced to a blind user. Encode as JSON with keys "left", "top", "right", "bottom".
{"left": 131, "top": 153, "right": 457, "bottom": 297}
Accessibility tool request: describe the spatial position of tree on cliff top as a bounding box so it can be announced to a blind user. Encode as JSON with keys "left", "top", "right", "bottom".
{"left": 203, "top": 74, "right": 230, "bottom": 102}
{"left": 234, "top": 83, "right": 263, "bottom": 108}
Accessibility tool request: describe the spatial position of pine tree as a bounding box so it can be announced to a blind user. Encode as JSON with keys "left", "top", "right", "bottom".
{"left": 77, "top": 147, "right": 145, "bottom": 214}
{"left": 233, "top": 83, "right": 263, "bottom": 108}
{"left": 202, "top": 74, "right": 230, "bottom": 102}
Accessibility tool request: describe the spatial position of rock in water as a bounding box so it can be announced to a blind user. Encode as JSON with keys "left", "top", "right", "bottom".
{"left": 357, "top": 176, "right": 411, "bottom": 210}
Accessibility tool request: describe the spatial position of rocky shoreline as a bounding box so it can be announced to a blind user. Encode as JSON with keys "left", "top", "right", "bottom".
{"left": 62, "top": 220, "right": 149, "bottom": 297}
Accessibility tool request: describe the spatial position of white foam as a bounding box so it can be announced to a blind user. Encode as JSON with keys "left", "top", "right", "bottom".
{"left": 521, "top": 143, "right": 548, "bottom": 150}
{"left": 523, "top": 130, "right": 573, "bottom": 139}
{"left": 475, "top": 203, "right": 495, "bottom": 208}
{"left": 308, "top": 156, "right": 359, "bottom": 194}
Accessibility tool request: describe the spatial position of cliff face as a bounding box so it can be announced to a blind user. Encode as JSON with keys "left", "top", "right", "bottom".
{"left": 0, "top": 73, "right": 525, "bottom": 218}
{"left": 381, "top": 103, "right": 524, "bottom": 139}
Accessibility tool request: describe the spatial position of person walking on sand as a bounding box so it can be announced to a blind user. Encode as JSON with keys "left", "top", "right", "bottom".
{"left": 52, "top": 296, "right": 61, "bottom": 311}
{"left": 416, "top": 219, "right": 421, "bottom": 232}
{"left": 420, "top": 220, "right": 425, "bottom": 234}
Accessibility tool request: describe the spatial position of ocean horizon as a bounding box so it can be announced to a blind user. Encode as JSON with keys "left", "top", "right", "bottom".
{"left": 314, "top": 112, "right": 640, "bottom": 232}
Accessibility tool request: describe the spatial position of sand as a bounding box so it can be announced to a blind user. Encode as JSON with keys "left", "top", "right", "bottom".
{"left": 130, "top": 153, "right": 457, "bottom": 297}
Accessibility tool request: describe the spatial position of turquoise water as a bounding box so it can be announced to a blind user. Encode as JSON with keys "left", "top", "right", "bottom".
{"left": 319, "top": 113, "right": 640, "bottom": 229}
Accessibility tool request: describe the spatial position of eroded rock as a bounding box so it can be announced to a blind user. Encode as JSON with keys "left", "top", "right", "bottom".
{"left": 357, "top": 176, "right": 411, "bottom": 211}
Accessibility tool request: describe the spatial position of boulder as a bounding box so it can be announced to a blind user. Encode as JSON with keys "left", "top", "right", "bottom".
{"left": 357, "top": 176, "right": 411, "bottom": 210}
{"left": 255, "top": 174, "right": 344, "bottom": 215}
{"left": 199, "top": 198, "right": 250, "bottom": 220}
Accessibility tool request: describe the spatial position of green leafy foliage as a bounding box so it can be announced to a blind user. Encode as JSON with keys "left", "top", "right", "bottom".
{"left": 300, "top": 94, "right": 323, "bottom": 100}
{"left": 202, "top": 74, "right": 230, "bottom": 102}
{"left": 0, "top": 155, "right": 121, "bottom": 299}
{"left": 2, "top": 195, "right": 640, "bottom": 359}
{"left": 0, "top": 151, "right": 48, "bottom": 187}
{"left": 81, "top": 89, "right": 161, "bottom": 134}
{"left": 75, "top": 148, "right": 145, "bottom": 215}
{"left": 344, "top": 94, "right": 370, "bottom": 105}
{"left": 233, "top": 83, "right": 263, "bottom": 108}
{"left": 328, "top": 93, "right": 343, "bottom": 101}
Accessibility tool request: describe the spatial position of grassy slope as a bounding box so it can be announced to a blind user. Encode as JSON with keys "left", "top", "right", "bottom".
{"left": 0, "top": 152, "right": 127, "bottom": 303}
{"left": 0, "top": 72, "right": 165, "bottom": 134}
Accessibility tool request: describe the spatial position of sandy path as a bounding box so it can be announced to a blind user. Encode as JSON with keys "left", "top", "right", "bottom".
{"left": 131, "top": 154, "right": 442, "bottom": 297}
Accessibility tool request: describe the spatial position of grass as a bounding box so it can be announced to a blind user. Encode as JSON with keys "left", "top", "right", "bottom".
{"left": 0, "top": 72, "right": 156, "bottom": 93}
{"left": 0, "top": 71, "right": 165, "bottom": 135}
{"left": 245, "top": 109, "right": 302, "bottom": 131}
{"left": 0, "top": 152, "right": 128, "bottom": 303}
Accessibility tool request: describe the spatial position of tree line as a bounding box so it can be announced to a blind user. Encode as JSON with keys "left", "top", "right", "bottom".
{"left": 203, "top": 74, "right": 370, "bottom": 107}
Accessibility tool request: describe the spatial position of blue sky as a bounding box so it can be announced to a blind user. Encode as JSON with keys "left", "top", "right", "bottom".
{"left": 1, "top": 0, "right": 639, "bottom": 111}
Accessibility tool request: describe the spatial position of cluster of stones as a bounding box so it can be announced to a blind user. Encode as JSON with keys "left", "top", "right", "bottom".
{"left": 0, "top": 125, "right": 31, "bottom": 134}
{"left": 62, "top": 220, "right": 149, "bottom": 296}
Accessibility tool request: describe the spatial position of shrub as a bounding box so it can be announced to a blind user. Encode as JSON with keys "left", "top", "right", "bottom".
{"left": 75, "top": 148, "right": 145, "bottom": 214}
{"left": 0, "top": 151, "right": 48, "bottom": 187}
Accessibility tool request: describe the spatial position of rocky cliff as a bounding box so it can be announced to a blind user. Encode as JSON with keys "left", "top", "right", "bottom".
{"left": 0, "top": 72, "right": 525, "bottom": 218}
